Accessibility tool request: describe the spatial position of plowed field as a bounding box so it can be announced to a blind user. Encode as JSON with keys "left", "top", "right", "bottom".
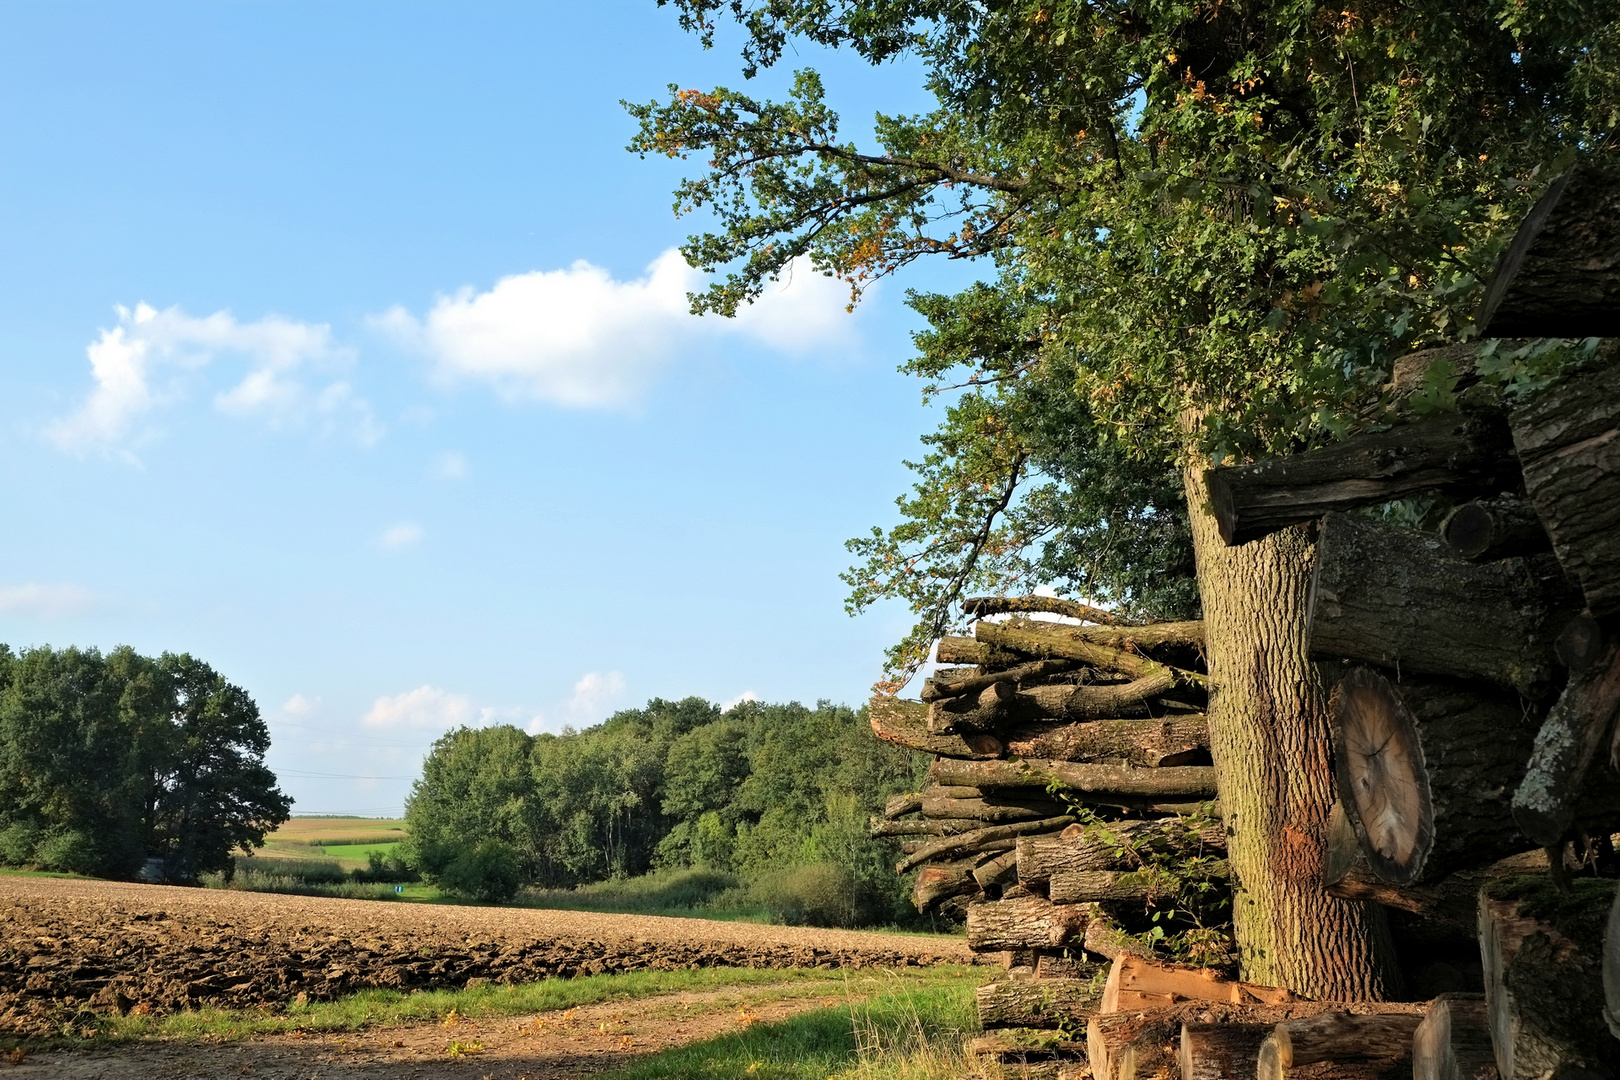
{"left": 0, "top": 876, "right": 970, "bottom": 1038}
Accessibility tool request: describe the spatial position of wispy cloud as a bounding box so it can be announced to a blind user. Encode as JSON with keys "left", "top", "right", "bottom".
{"left": 50, "top": 302, "right": 379, "bottom": 455}
{"left": 281, "top": 693, "right": 319, "bottom": 718}
{"left": 0, "top": 583, "right": 101, "bottom": 619}
{"left": 379, "top": 523, "right": 422, "bottom": 550}
{"left": 373, "top": 249, "right": 862, "bottom": 409}
{"left": 362, "top": 685, "right": 476, "bottom": 730}
{"left": 431, "top": 451, "right": 468, "bottom": 480}
{"left": 527, "top": 670, "right": 630, "bottom": 734}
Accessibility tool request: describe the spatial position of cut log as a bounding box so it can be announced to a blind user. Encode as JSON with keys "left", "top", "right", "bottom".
{"left": 921, "top": 796, "right": 1068, "bottom": 823}
{"left": 1207, "top": 414, "right": 1518, "bottom": 547}
{"left": 898, "top": 836, "right": 1015, "bottom": 857}
{"left": 868, "top": 816, "right": 986, "bottom": 837}
{"left": 966, "top": 1033, "right": 1084, "bottom": 1079}
{"left": 1477, "top": 165, "right": 1620, "bottom": 338}
{"left": 927, "top": 679, "right": 1015, "bottom": 733}
{"left": 936, "top": 636, "right": 1023, "bottom": 666}
{"left": 1479, "top": 876, "right": 1620, "bottom": 1080}
{"left": 1310, "top": 513, "right": 1577, "bottom": 696}
{"left": 931, "top": 758, "right": 1218, "bottom": 801}
{"left": 964, "top": 595, "right": 1135, "bottom": 625}
{"left": 913, "top": 862, "right": 978, "bottom": 913}
{"left": 895, "top": 815, "right": 1076, "bottom": 874}
{"left": 1084, "top": 912, "right": 1156, "bottom": 962}
{"left": 1101, "top": 953, "right": 1296, "bottom": 1012}
{"left": 977, "top": 620, "right": 1207, "bottom": 687}
{"left": 1413, "top": 994, "right": 1498, "bottom": 1080}
{"left": 1330, "top": 668, "right": 1542, "bottom": 884}
{"left": 1558, "top": 616, "right": 1607, "bottom": 675}
{"left": 1442, "top": 495, "right": 1551, "bottom": 561}
{"left": 1016, "top": 674, "right": 1184, "bottom": 721}
{"left": 1510, "top": 359, "right": 1620, "bottom": 618}
{"left": 923, "top": 657, "right": 1076, "bottom": 702}
{"left": 1003, "top": 715, "right": 1210, "bottom": 767}
{"left": 1019, "top": 817, "right": 1227, "bottom": 886}
{"left": 1513, "top": 641, "right": 1620, "bottom": 847}
{"left": 1037, "top": 952, "right": 1100, "bottom": 979}
{"left": 1606, "top": 880, "right": 1620, "bottom": 1040}
{"left": 966, "top": 895, "right": 1093, "bottom": 951}
{"left": 976, "top": 976, "right": 1104, "bottom": 1028}
{"left": 1180, "top": 1022, "right": 1271, "bottom": 1080}
{"left": 884, "top": 792, "right": 923, "bottom": 819}
{"left": 867, "top": 695, "right": 1004, "bottom": 759}
{"left": 972, "top": 849, "right": 1020, "bottom": 892}
{"left": 1049, "top": 868, "right": 1187, "bottom": 905}
{"left": 1087, "top": 1009, "right": 1180, "bottom": 1080}
{"left": 1265, "top": 1011, "right": 1426, "bottom": 1070}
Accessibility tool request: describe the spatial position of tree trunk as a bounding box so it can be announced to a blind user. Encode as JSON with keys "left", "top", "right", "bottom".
{"left": 966, "top": 895, "right": 1092, "bottom": 951}
{"left": 1180, "top": 1022, "right": 1272, "bottom": 1080}
{"left": 895, "top": 815, "right": 1075, "bottom": 873}
{"left": 1330, "top": 668, "right": 1542, "bottom": 884}
{"left": 1413, "top": 994, "right": 1498, "bottom": 1080}
{"left": 1002, "top": 716, "right": 1209, "bottom": 767}
{"left": 1510, "top": 359, "right": 1620, "bottom": 617}
{"left": 930, "top": 758, "right": 1217, "bottom": 800}
{"left": 1017, "top": 818, "right": 1227, "bottom": 887}
{"left": 1441, "top": 495, "right": 1551, "bottom": 562}
{"left": 1477, "top": 165, "right": 1620, "bottom": 338}
{"left": 1309, "top": 512, "right": 1577, "bottom": 697}
{"left": 868, "top": 695, "right": 1004, "bottom": 759}
{"left": 976, "top": 976, "right": 1103, "bottom": 1028}
{"left": 1479, "top": 876, "right": 1620, "bottom": 1079}
{"left": 1205, "top": 414, "right": 1517, "bottom": 546}
{"left": 1184, "top": 464, "right": 1397, "bottom": 999}
{"left": 1513, "top": 641, "right": 1620, "bottom": 847}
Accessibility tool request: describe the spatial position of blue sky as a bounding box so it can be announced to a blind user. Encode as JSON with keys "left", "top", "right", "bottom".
{"left": 0, "top": 2, "right": 983, "bottom": 815}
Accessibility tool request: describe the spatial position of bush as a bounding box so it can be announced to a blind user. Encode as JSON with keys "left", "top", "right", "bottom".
{"left": 33, "top": 829, "right": 102, "bottom": 875}
{"left": 749, "top": 862, "right": 859, "bottom": 928}
{"left": 438, "top": 840, "right": 523, "bottom": 903}
{"left": 0, "top": 822, "right": 40, "bottom": 866}
{"left": 354, "top": 849, "right": 419, "bottom": 884}
{"left": 231, "top": 855, "right": 347, "bottom": 885}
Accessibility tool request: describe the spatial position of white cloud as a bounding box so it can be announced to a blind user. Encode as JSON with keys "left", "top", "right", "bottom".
{"left": 568, "top": 670, "right": 627, "bottom": 719}
{"left": 431, "top": 451, "right": 469, "bottom": 479}
{"left": 362, "top": 685, "right": 475, "bottom": 730}
{"left": 50, "top": 302, "right": 378, "bottom": 454}
{"left": 379, "top": 523, "right": 422, "bottom": 550}
{"left": 0, "top": 583, "right": 101, "bottom": 619}
{"left": 374, "top": 249, "right": 863, "bottom": 409}
{"left": 281, "top": 693, "right": 319, "bottom": 718}
{"left": 721, "top": 690, "right": 761, "bottom": 712}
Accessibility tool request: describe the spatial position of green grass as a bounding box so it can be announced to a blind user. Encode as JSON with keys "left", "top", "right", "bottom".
{"left": 315, "top": 841, "right": 402, "bottom": 860}
{"left": 78, "top": 964, "right": 977, "bottom": 1045}
{"left": 595, "top": 972, "right": 979, "bottom": 1080}
{"left": 520, "top": 867, "right": 774, "bottom": 923}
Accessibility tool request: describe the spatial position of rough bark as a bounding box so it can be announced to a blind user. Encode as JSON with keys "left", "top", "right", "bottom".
{"left": 884, "top": 792, "right": 923, "bottom": 819}
{"left": 973, "top": 849, "right": 1021, "bottom": 892}
{"left": 1477, "top": 165, "right": 1620, "bottom": 338}
{"left": 1181, "top": 1022, "right": 1272, "bottom": 1080}
{"left": 1605, "top": 879, "right": 1620, "bottom": 1040}
{"left": 1413, "top": 994, "right": 1498, "bottom": 1080}
{"left": 1513, "top": 641, "right": 1620, "bottom": 847}
{"left": 913, "top": 862, "right": 978, "bottom": 913}
{"left": 1087, "top": 1009, "right": 1181, "bottom": 1080}
{"left": 1017, "top": 818, "right": 1227, "bottom": 887}
{"left": 868, "top": 816, "right": 985, "bottom": 837}
{"left": 966, "top": 895, "right": 1093, "bottom": 951}
{"left": 1479, "top": 876, "right": 1620, "bottom": 1080}
{"left": 965, "top": 594, "right": 1136, "bottom": 624}
{"left": 1101, "top": 952, "right": 1297, "bottom": 1012}
{"left": 923, "top": 658, "right": 1074, "bottom": 702}
{"left": 1206, "top": 414, "right": 1518, "bottom": 546}
{"left": 1048, "top": 868, "right": 1181, "bottom": 905}
{"left": 976, "top": 977, "right": 1104, "bottom": 1028}
{"left": 895, "top": 815, "right": 1076, "bottom": 873}
{"left": 1331, "top": 668, "right": 1542, "bottom": 884}
{"left": 1557, "top": 616, "right": 1607, "bottom": 675}
{"left": 1185, "top": 463, "right": 1396, "bottom": 999}
{"left": 1441, "top": 495, "right": 1551, "bottom": 562}
{"left": 927, "top": 679, "right": 1015, "bottom": 733}
{"left": 897, "top": 836, "right": 1014, "bottom": 857}
{"left": 1015, "top": 674, "right": 1185, "bottom": 721}
{"left": 1511, "top": 360, "right": 1620, "bottom": 617}
{"left": 921, "top": 796, "right": 1068, "bottom": 823}
{"left": 935, "top": 636, "right": 1024, "bottom": 667}
{"left": 1267, "top": 1011, "right": 1426, "bottom": 1068}
{"left": 867, "top": 695, "right": 1004, "bottom": 759}
{"left": 930, "top": 758, "right": 1217, "bottom": 800}
{"left": 977, "top": 620, "right": 1207, "bottom": 687}
{"left": 1002, "top": 716, "right": 1210, "bottom": 767}
{"left": 1309, "top": 512, "right": 1577, "bottom": 696}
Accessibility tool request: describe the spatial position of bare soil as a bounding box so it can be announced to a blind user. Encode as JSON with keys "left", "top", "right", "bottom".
{"left": 0, "top": 876, "right": 970, "bottom": 1039}
{"left": 7, "top": 979, "right": 866, "bottom": 1079}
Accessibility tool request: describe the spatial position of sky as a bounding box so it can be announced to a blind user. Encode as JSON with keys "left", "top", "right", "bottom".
{"left": 0, "top": 2, "right": 987, "bottom": 816}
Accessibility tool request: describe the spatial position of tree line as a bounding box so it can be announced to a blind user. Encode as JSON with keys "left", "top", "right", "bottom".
{"left": 0, "top": 644, "right": 290, "bottom": 881}
{"left": 402, "top": 696, "right": 928, "bottom": 923}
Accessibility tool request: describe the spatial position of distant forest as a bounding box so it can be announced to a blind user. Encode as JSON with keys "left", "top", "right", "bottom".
{"left": 403, "top": 697, "right": 928, "bottom": 924}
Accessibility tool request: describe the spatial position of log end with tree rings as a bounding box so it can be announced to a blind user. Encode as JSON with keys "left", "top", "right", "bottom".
{"left": 1332, "top": 667, "right": 1434, "bottom": 884}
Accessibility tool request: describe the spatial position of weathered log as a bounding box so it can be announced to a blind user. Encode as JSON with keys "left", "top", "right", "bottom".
{"left": 1477, "top": 165, "right": 1620, "bottom": 338}
{"left": 1049, "top": 868, "right": 1183, "bottom": 905}
{"left": 1442, "top": 495, "right": 1552, "bottom": 562}
{"left": 1413, "top": 994, "right": 1498, "bottom": 1080}
{"left": 1180, "top": 1022, "right": 1271, "bottom": 1080}
{"left": 1083, "top": 909, "right": 1155, "bottom": 962}
{"left": 884, "top": 791, "right": 923, "bottom": 819}
{"left": 1003, "top": 715, "right": 1210, "bottom": 767}
{"left": 867, "top": 695, "right": 1004, "bottom": 760}
{"left": 966, "top": 895, "right": 1093, "bottom": 951}
{"left": 928, "top": 680, "right": 1016, "bottom": 733}
{"left": 1019, "top": 817, "right": 1227, "bottom": 887}
{"left": 1511, "top": 359, "right": 1620, "bottom": 619}
{"left": 1036, "top": 952, "right": 1099, "bottom": 979}
{"left": 966, "top": 1033, "right": 1085, "bottom": 1079}
{"left": 921, "top": 796, "right": 1068, "bottom": 824}
{"left": 898, "top": 836, "right": 1015, "bottom": 856}
{"left": 972, "top": 849, "right": 1020, "bottom": 892}
{"left": 1263, "top": 1011, "right": 1426, "bottom": 1072}
{"left": 1480, "top": 876, "right": 1620, "bottom": 1080}
{"left": 1207, "top": 414, "right": 1518, "bottom": 547}
{"left": 965, "top": 595, "right": 1135, "bottom": 625}
{"left": 977, "top": 620, "right": 1207, "bottom": 687}
{"left": 1330, "top": 668, "right": 1542, "bottom": 884}
{"left": 869, "top": 816, "right": 986, "bottom": 837}
{"left": 895, "top": 815, "right": 1076, "bottom": 874}
{"left": 976, "top": 976, "right": 1104, "bottom": 1028}
{"left": 913, "top": 862, "right": 978, "bottom": 913}
{"left": 1015, "top": 674, "right": 1184, "bottom": 721}
{"left": 923, "top": 657, "right": 1075, "bottom": 702}
{"left": 1087, "top": 1009, "right": 1181, "bottom": 1080}
{"left": 936, "top": 636, "right": 1023, "bottom": 667}
{"left": 1100, "top": 953, "right": 1296, "bottom": 1012}
{"left": 1310, "top": 513, "right": 1578, "bottom": 696}
{"left": 931, "top": 758, "right": 1218, "bottom": 801}
{"left": 1514, "top": 642, "right": 1620, "bottom": 847}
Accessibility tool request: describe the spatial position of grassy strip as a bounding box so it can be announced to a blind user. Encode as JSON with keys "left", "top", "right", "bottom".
{"left": 90, "top": 964, "right": 978, "bottom": 1044}
{"left": 596, "top": 975, "right": 979, "bottom": 1080}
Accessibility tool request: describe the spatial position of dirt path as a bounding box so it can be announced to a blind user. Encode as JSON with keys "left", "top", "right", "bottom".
{"left": 9, "top": 980, "right": 863, "bottom": 1079}
{"left": 0, "top": 876, "right": 970, "bottom": 1036}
